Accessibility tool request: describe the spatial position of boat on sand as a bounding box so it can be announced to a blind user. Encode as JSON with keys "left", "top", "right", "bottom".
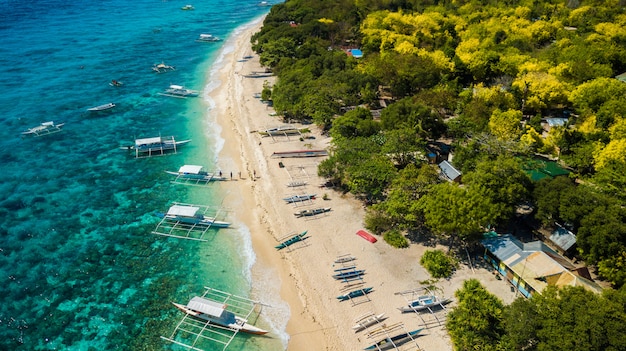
{"left": 294, "top": 207, "right": 331, "bottom": 217}
{"left": 363, "top": 329, "right": 423, "bottom": 350}
{"left": 352, "top": 313, "right": 387, "bottom": 332}
{"left": 275, "top": 230, "right": 308, "bottom": 250}
{"left": 337, "top": 287, "right": 373, "bottom": 301}
{"left": 398, "top": 295, "right": 452, "bottom": 313}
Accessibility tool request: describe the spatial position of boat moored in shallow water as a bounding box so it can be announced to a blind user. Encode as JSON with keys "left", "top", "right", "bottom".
{"left": 155, "top": 204, "right": 230, "bottom": 228}
{"left": 87, "top": 102, "right": 116, "bottom": 112}
{"left": 172, "top": 297, "right": 268, "bottom": 335}
{"left": 196, "top": 33, "right": 221, "bottom": 42}
{"left": 21, "top": 121, "right": 65, "bottom": 137}
{"left": 159, "top": 84, "right": 199, "bottom": 98}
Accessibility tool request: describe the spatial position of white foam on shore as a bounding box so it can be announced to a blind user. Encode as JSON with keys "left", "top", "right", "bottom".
{"left": 201, "top": 14, "right": 291, "bottom": 349}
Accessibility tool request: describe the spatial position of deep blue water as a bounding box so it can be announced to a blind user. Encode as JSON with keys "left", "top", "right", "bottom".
{"left": 0, "top": 1, "right": 285, "bottom": 350}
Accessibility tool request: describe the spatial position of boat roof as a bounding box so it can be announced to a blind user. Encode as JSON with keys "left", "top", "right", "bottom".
{"left": 135, "top": 136, "right": 163, "bottom": 145}
{"left": 187, "top": 296, "right": 226, "bottom": 317}
{"left": 179, "top": 165, "right": 203, "bottom": 174}
{"left": 42, "top": 121, "right": 54, "bottom": 126}
{"left": 169, "top": 84, "right": 184, "bottom": 89}
{"left": 167, "top": 205, "right": 200, "bottom": 217}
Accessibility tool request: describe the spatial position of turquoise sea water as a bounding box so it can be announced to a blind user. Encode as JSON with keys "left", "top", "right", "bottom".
{"left": 0, "top": 1, "right": 285, "bottom": 350}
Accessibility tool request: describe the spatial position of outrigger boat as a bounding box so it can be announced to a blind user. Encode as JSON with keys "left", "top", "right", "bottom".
{"left": 152, "top": 62, "right": 175, "bottom": 73}
{"left": 332, "top": 269, "right": 365, "bottom": 280}
{"left": 294, "top": 207, "right": 331, "bottom": 218}
{"left": 181, "top": 4, "right": 195, "bottom": 10}
{"left": 286, "top": 180, "right": 307, "bottom": 187}
{"left": 21, "top": 121, "right": 65, "bottom": 137}
{"left": 283, "top": 194, "right": 316, "bottom": 203}
{"left": 172, "top": 297, "right": 268, "bottom": 335}
{"left": 352, "top": 313, "right": 387, "bottom": 332}
{"left": 87, "top": 102, "right": 116, "bottom": 111}
{"left": 155, "top": 204, "right": 230, "bottom": 228}
{"left": 275, "top": 230, "right": 308, "bottom": 250}
{"left": 123, "top": 136, "right": 190, "bottom": 157}
{"left": 166, "top": 165, "right": 227, "bottom": 182}
{"left": 398, "top": 295, "right": 452, "bottom": 313}
{"left": 260, "top": 125, "right": 300, "bottom": 136}
{"left": 363, "top": 329, "right": 423, "bottom": 350}
{"left": 337, "top": 287, "right": 373, "bottom": 301}
{"left": 334, "top": 255, "right": 356, "bottom": 264}
{"left": 158, "top": 84, "right": 199, "bottom": 98}
{"left": 196, "top": 33, "right": 221, "bottom": 42}
{"left": 271, "top": 150, "right": 328, "bottom": 158}
{"left": 109, "top": 80, "right": 123, "bottom": 87}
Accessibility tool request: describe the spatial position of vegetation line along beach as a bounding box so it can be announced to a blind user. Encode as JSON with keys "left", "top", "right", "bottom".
{"left": 215, "top": 0, "right": 626, "bottom": 350}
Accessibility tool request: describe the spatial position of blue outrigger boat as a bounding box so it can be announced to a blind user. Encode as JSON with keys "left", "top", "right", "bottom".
{"left": 275, "top": 231, "right": 308, "bottom": 250}
{"left": 332, "top": 269, "right": 365, "bottom": 280}
{"left": 337, "top": 287, "right": 373, "bottom": 301}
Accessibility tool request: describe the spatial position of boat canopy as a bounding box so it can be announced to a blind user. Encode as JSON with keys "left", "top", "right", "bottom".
{"left": 187, "top": 296, "right": 227, "bottom": 318}
{"left": 42, "top": 121, "right": 54, "bottom": 126}
{"left": 169, "top": 84, "right": 184, "bottom": 90}
{"left": 179, "top": 165, "right": 203, "bottom": 174}
{"left": 167, "top": 205, "right": 200, "bottom": 217}
{"left": 135, "top": 136, "right": 163, "bottom": 145}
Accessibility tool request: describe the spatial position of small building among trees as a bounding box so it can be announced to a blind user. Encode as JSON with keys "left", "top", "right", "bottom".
{"left": 481, "top": 234, "right": 602, "bottom": 298}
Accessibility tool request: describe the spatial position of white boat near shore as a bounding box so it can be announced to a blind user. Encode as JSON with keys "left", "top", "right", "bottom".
{"left": 196, "top": 33, "right": 221, "bottom": 42}
{"left": 166, "top": 165, "right": 227, "bottom": 183}
{"left": 159, "top": 84, "right": 199, "bottom": 98}
{"left": 352, "top": 312, "right": 387, "bottom": 332}
{"left": 172, "top": 297, "right": 268, "bottom": 335}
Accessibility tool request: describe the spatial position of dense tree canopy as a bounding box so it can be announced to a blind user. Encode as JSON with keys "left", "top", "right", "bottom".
{"left": 255, "top": 0, "right": 626, "bottom": 288}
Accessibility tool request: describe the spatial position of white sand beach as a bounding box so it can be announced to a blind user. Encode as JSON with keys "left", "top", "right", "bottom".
{"left": 208, "top": 17, "right": 518, "bottom": 351}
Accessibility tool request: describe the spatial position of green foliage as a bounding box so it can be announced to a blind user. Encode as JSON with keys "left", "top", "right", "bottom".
{"left": 464, "top": 156, "right": 532, "bottom": 222}
{"left": 364, "top": 208, "right": 394, "bottom": 234}
{"left": 373, "top": 164, "right": 440, "bottom": 229}
{"left": 261, "top": 81, "right": 272, "bottom": 101}
{"left": 383, "top": 229, "right": 409, "bottom": 248}
{"left": 379, "top": 97, "right": 446, "bottom": 139}
{"left": 447, "top": 279, "right": 505, "bottom": 350}
{"left": 418, "top": 182, "right": 498, "bottom": 244}
{"left": 501, "top": 286, "right": 626, "bottom": 351}
{"left": 420, "top": 249, "right": 456, "bottom": 278}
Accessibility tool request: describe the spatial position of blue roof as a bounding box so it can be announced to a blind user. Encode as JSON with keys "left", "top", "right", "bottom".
{"left": 550, "top": 224, "right": 577, "bottom": 251}
{"left": 481, "top": 234, "right": 524, "bottom": 262}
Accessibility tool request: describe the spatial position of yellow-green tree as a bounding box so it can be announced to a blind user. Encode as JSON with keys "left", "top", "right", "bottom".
{"left": 488, "top": 109, "right": 523, "bottom": 141}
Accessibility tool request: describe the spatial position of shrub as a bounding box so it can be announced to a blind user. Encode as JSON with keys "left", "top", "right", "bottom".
{"left": 420, "top": 249, "right": 457, "bottom": 278}
{"left": 384, "top": 229, "right": 409, "bottom": 248}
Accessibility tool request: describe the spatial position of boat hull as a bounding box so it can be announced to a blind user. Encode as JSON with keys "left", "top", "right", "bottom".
{"left": 356, "top": 230, "right": 377, "bottom": 243}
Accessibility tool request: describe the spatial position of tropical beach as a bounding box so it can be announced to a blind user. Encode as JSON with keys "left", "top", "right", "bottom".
{"left": 209, "top": 17, "right": 518, "bottom": 351}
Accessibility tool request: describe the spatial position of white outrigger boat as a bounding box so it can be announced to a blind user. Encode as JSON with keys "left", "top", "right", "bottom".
{"left": 166, "top": 165, "right": 227, "bottom": 183}
{"left": 158, "top": 84, "right": 199, "bottom": 98}
{"left": 87, "top": 102, "right": 116, "bottom": 111}
{"left": 352, "top": 312, "right": 387, "bottom": 332}
{"left": 21, "top": 121, "right": 65, "bottom": 137}
{"left": 155, "top": 204, "right": 230, "bottom": 228}
{"left": 283, "top": 194, "right": 316, "bottom": 203}
{"left": 398, "top": 294, "right": 452, "bottom": 313}
{"left": 123, "top": 136, "right": 190, "bottom": 158}
{"left": 294, "top": 207, "right": 331, "bottom": 217}
{"left": 196, "top": 33, "right": 221, "bottom": 42}
{"left": 152, "top": 62, "right": 175, "bottom": 73}
{"left": 173, "top": 296, "right": 268, "bottom": 335}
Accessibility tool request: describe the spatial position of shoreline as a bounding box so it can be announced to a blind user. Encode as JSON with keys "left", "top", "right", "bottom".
{"left": 207, "top": 16, "right": 520, "bottom": 351}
